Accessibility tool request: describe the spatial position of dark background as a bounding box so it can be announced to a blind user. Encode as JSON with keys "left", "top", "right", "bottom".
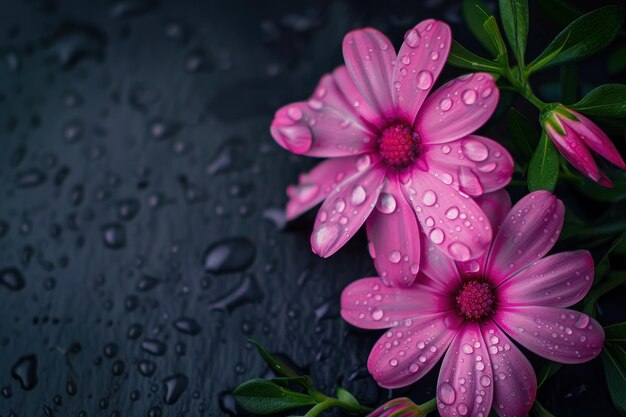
{"left": 0, "top": 0, "right": 623, "bottom": 416}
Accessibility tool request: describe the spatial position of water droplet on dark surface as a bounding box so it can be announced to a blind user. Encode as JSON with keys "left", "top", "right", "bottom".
{"left": 11, "top": 355, "right": 38, "bottom": 390}
{"left": 138, "top": 360, "right": 157, "bottom": 377}
{"left": 203, "top": 238, "right": 256, "bottom": 273}
{"left": 16, "top": 168, "right": 47, "bottom": 188}
{"left": 0, "top": 268, "right": 26, "bottom": 291}
{"left": 206, "top": 139, "right": 248, "bottom": 175}
{"left": 136, "top": 275, "right": 159, "bottom": 292}
{"left": 46, "top": 22, "right": 106, "bottom": 69}
{"left": 173, "top": 318, "right": 201, "bottom": 335}
{"left": 101, "top": 223, "right": 126, "bottom": 249}
{"left": 141, "top": 339, "right": 167, "bottom": 356}
{"left": 127, "top": 323, "right": 143, "bottom": 339}
{"left": 109, "top": 0, "right": 156, "bottom": 18}
{"left": 208, "top": 274, "right": 263, "bottom": 312}
{"left": 116, "top": 198, "right": 141, "bottom": 221}
{"left": 162, "top": 374, "right": 189, "bottom": 405}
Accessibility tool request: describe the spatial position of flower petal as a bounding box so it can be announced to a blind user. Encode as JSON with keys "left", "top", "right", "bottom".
{"left": 311, "top": 164, "right": 386, "bottom": 257}
{"left": 330, "top": 66, "right": 381, "bottom": 127}
{"left": 402, "top": 168, "right": 493, "bottom": 262}
{"left": 366, "top": 177, "right": 421, "bottom": 287}
{"left": 494, "top": 306, "right": 604, "bottom": 364}
{"left": 436, "top": 322, "right": 493, "bottom": 417}
{"left": 416, "top": 73, "right": 499, "bottom": 144}
{"left": 424, "top": 135, "right": 514, "bottom": 196}
{"left": 392, "top": 20, "right": 451, "bottom": 124}
{"left": 368, "top": 312, "right": 463, "bottom": 388}
{"left": 486, "top": 191, "right": 564, "bottom": 285}
{"left": 546, "top": 123, "right": 604, "bottom": 185}
{"left": 270, "top": 69, "right": 377, "bottom": 157}
{"left": 419, "top": 234, "right": 462, "bottom": 294}
{"left": 456, "top": 189, "right": 511, "bottom": 279}
{"left": 343, "top": 28, "right": 397, "bottom": 120}
{"left": 567, "top": 110, "right": 626, "bottom": 170}
{"left": 481, "top": 322, "right": 536, "bottom": 417}
{"left": 341, "top": 277, "right": 452, "bottom": 329}
{"left": 286, "top": 154, "right": 372, "bottom": 220}
{"left": 497, "top": 250, "right": 594, "bottom": 308}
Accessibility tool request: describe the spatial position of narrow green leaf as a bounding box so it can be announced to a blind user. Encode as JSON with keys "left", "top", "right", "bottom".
{"left": 529, "top": 6, "right": 625, "bottom": 71}
{"left": 271, "top": 376, "right": 313, "bottom": 388}
{"left": 506, "top": 108, "right": 537, "bottom": 163}
{"left": 234, "top": 379, "right": 316, "bottom": 415}
{"left": 536, "top": 360, "right": 562, "bottom": 388}
{"left": 249, "top": 340, "right": 300, "bottom": 379}
{"left": 602, "top": 347, "right": 626, "bottom": 415}
{"left": 528, "top": 132, "right": 559, "bottom": 192}
{"left": 463, "top": 0, "right": 498, "bottom": 56}
{"left": 571, "top": 84, "right": 626, "bottom": 118}
{"left": 336, "top": 387, "right": 359, "bottom": 408}
{"left": 606, "top": 322, "right": 626, "bottom": 343}
{"left": 448, "top": 40, "right": 503, "bottom": 73}
{"left": 499, "top": 0, "right": 528, "bottom": 65}
{"left": 527, "top": 33, "right": 570, "bottom": 74}
{"left": 483, "top": 16, "right": 509, "bottom": 67}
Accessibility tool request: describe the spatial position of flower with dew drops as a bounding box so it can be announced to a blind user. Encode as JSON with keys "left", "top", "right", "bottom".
{"left": 341, "top": 190, "right": 604, "bottom": 417}
{"left": 270, "top": 19, "right": 513, "bottom": 287}
{"left": 542, "top": 104, "right": 626, "bottom": 187}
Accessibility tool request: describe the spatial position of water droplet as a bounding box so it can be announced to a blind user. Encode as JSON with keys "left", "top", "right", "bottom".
{"left": 163, "top": 374, "right": 189, "bottom": 405}
{"left": 371, "top": 309, "right": 384, "bottom": 321}
{"left": 141, "top": 339, "right": 167, "bottom": 356}
{"left": 430, "top": 51, "right": 439, "bottom": 60}
{"left": 173, "top": 318, "right": 202, "bottom": 335}
{"left": 574, "top": 314, "right": 590, "bottom": 329}
{"left": 404, "top": 28, "right": 421, "bottom": 48}
{"left": 416, "top": 71, "right": 433, "bottom": 90}
{"left": 480, "top": 375, "right": 491, "bottom": 386}
{"left": 440, "top": 97, "right": 452, "bottom": 111}
{"left": 312, "top": 223, "right": 342, "bottom": 255}
{"left": 462, "top": 89, "right": 477, "bottom": 105}
{"left": 457, "top": 403, "right": 468, "bottom": 416}
{"left": 462, "top": 344, "right": 474, "bottom": 354}
{"left": 422, "top": 190, "right": 437, "bottom": 206}
{"left": 287, "top": 106, "right": 303, "bottom": 121}
{"left": 388, "top": 250, "right": 401, "bottom": 264}
{"left": 0, "top": 267, "right": 26, "bottom": 291}
{"left": 102, "top": 223, "right": 127, "bottom": 249}
{"left": 389, "top": 358, "right": 399, "bottom": 367}
{"left": 445, "top": 207, "right": 459, "bottom": 220}
{"left": 448, "top": 242, "right": 471, "bottom": 261}
{"left": 481, "top": 88, "right": 493, "bottom": 98}
{"left": 11, "top": 355, "right": 38, "bottom": 391}
{"left": 438, "top": 382, "right": 456, "bottom": 405}
{"left": 351, "top": 185, "right": 367, "bottom": 205}
{"left": 356, "top": 154, "right": 371, "bottom": 171}
{"left": 463, "top": 140, "right": 489, "bottom": 162}
{"left": 429, "top": 228, "right": 444, "bottom": 244}
{"left": 203, "top": 238, "right": 256, "bottom": 273}
{"left": 376, "top": 193, "right": 397, "bottom": 214}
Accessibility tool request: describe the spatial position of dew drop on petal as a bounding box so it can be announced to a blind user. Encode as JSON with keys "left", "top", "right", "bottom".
{"left": 461, "top": 89, "right": 477, "bottom": 105}
{"left": 440, "top": 98, "right": 452, "bottom": 112}
{"left": 376, "top": 193, "right": 397, "bottom": 214}
{"left": 416, "top": 71, "right": 433, "bottom": 90}
{"left": 429, "top": 228, "right": 444, "bottom": 244}
{"left": 448, "top": 242, "right": 471, "bottom": 261}
{"left": 371, "top": 309, "right": 384, "bottom": 321}
{"left": 445, "top": 207, "right": 459, "bottom": 220}
{"left": 351, "top": 185, "right": 367, "bottom": 206}
{"left": 422, "top": 190, "right": 437, "bottom": 206}
{"left": 438, "top": 382, "right": 456, "bottom": 405}
{"left": 574, "top": 314, "right": 590, "bottom": 329}
{"left": 457, "top": 403, "right": 468, "bottom": 416}
{"left": 404, "top": 28, "right": 421, "bottom": 48}
{"left": 388, "top": 250, "right": 401, "bottom": 264}
{"left": 462, "top": 140, "right": 489, "bottom": 162}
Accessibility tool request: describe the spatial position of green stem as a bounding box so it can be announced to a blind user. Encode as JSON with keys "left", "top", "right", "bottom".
{"left": 501, "top": 67, "right": 546, "bottom": 110}
{"left": 303, "top": 400, "right": 336, "bottom": 417}
{"left": 418, "top": 398, "right": 438, "bottom": 415}
{"left": 303, "top": 397, "right": 372, "bottom": 417}
{"left": 532, "top": 400, "right": 556, "bottom": 417}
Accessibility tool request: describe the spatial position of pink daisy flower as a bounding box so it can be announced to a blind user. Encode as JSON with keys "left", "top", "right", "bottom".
{"left": 341, "top": 190, "right": 604, "bottom": 417}
{"left": 270, "top": 20, "right": 514, "bottom": 286}
{"left": 542, "top": 104, "right": 626, "bottom": 187}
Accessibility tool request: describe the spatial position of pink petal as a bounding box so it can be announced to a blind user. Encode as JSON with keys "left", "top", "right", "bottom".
{"left": 341, "top": 277, "right": 452, "bottom": 329}
{"left": 419, "top": 234, "right": 462, "bottom": 294}
{"left": 486, "top": 191, "right": 564, "bottom": 286}
{"left": 330, "top": 66, "right": 381, "bottom": 128}
{"left": 481, "top": 322, "right": 536, "bottom": 417}
{"left": 366, "top": 177, "right": 421, "bottom": 287}
{"left": 456, "top": 189, "right": 511, "bottom": 279}
{"left": 494, "top": 306, "right": 605, "bottom": 364}
{"left": 310, "top": 164, "right": 386, "bottom": 257}
{"left": 567, "top": 110, "right": 626, "bottom": 170}
{"left": 546, "top": 123, "right": 603, "bottom": 184}
{"left": 424, "top": 135, "right": 514, "bottom": 196}
{"left": 270, "top": 69, "right": 377, "bottom": 157}
{"left": 286, "top": 154, "right": 372, "bottom": 220}
{"left": 416, "top": 73, "right": 499, "bottom": 144}
{"left": 368, "top": 312, "right": 463, "bottom": 388}
{"left": 401, "top": 168, "right": 493, "bottom": 262}
{"left": 497, "top": 250, "right": 594, "bottom": 308}
{"left": 392, "top": 20, "right": 451, "bottom": 124}
{"left": 436, "top": 322, "right": 493, "bottom": 417}
{"left": 343, "top": 28, "right": 397, "bottom": 120}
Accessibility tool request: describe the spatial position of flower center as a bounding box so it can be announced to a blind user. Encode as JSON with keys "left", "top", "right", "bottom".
{"left": 378, "top": 123, "right": 419, "bottom": 169}
{"left": 455, "top": 280, "right": 495, "bottom": 320}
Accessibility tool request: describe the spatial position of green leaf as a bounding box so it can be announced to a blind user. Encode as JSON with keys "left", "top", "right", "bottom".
{"left": 536, "top": 360, "right": 562, "bottom": 388}
{"left": 483, "top": 16, "right": 509, "bottom": 67}
{"left": 448, "top": 40, "right": 503, "bottom": 73}
{"left": 506, "top": 108, "right": 537, "bottom": 163}
{"left": 527, "top": 33, "right": 570, "bottom": 74}
{"left": 609, "top": 44, "right": 626, "bottom": 75}
{"left": 602, "top": 347, "right": 626, "bottom": 415}
{"left": 463, "top": 0, "right": 498, "bottom": 56}
{"left": 529, "top": 6, "right": 625, "bottom": 71}
{"left": 499, "top": 0, "right": 528, "bottom": 65}
{"left": 606, "top": 322, "right": 626, "bottom": 343}
{"left": 336, "top": 387, "right": 359, "bottom": 408}
{"left": 249, "top": 339, "right": 301, "bottom": 380}
{"left": 234, "top": 379, "right": 316, "bottom": 415}
{"left": 528, "top": 132, "right": 559, "bottom": 192}
{"left": 571, "top": 84, "right": 626, "bottom": 118}
{"left": 271, "top": 376, "right": 314, "bottom": 388}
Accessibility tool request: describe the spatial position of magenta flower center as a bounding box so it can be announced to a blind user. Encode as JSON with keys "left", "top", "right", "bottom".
{"left": 378, "top": 123, "right": 419, "bottom": 169}
{"left": 455, "top": 280, "right": 495, "bottom": 320}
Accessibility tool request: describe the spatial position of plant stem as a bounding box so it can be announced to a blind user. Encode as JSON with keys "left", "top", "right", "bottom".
{"left": 303, "top": 400, "right": 335, "bottom": 417}
{"left": 500, "top": 67, "right": 546, "bottom": 110}
{"left": 303, "top": 397, "right": 372, "bottom": 417}
{"left": 418, "top": 398, "right": 438, "bottom": 415}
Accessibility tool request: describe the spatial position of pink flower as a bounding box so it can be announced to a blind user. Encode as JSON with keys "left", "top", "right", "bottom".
{"left": 542, "top": 104, "right": 626, "bottom": 187}
{"left": 341, "top": 190, "right": 604, "bottom": 417}
{"left": 367, "top": 397, "right": 425, "bottom": 417}
{"left": 270, "top": 20, "right": 514, "bottom": 286}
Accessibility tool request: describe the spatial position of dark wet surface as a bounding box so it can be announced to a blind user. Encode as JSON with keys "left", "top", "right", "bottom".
{"left": 0, "top": 0, "right": 622, "bottom": 416}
